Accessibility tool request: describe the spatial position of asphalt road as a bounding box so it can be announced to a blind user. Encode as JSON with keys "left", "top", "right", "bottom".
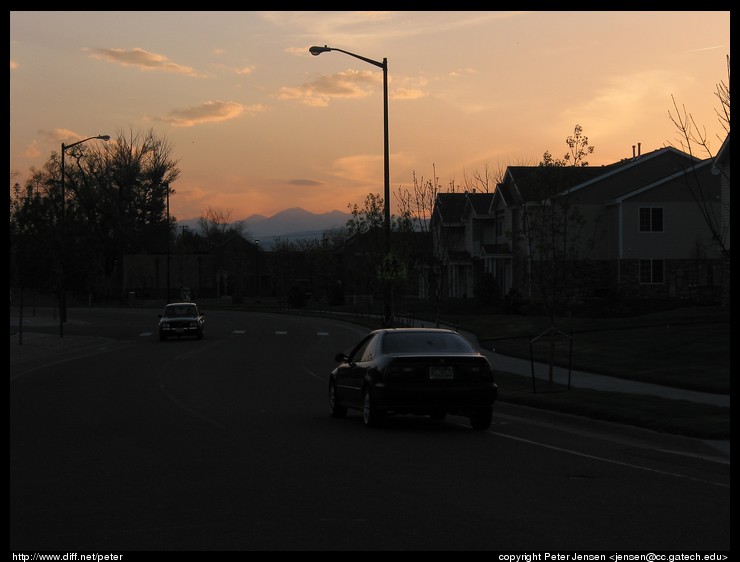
{"left": 9, "top": 308, "right": 731, "bottom": 551}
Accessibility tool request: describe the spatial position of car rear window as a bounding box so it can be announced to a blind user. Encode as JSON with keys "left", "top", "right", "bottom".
{"left": 165, "top": 305, "right": 196, "bottom": 317}
{"left": 381, "top": 332, "right": 475, "bottom": 354}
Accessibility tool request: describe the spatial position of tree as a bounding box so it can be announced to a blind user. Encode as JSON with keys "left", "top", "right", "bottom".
{"left": 395, "top": 165, "right": 448, "bottom": 318}
{"left": 461, "top": 159, "right": 506, "bottom": 194}
{"left": 667, "top": 54, "right": 730, "bottom": 262}
{"left": 9, "top": 128, "right": 181, "bottom": 302}
{"left": 198, "top": 207, "right": 252, "bottom": 301}
{"left": 343, "top": 192, "right": 416, "bottom": 321}
{"left": 522, "top": 125, "right": 596, "bottom": 322}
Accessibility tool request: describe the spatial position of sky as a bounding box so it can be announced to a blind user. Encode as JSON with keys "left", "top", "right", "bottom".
{"left": 9, "top": 11, "right": 730, "bottom": 222}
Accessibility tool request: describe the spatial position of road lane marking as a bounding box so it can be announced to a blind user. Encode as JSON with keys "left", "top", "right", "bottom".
{"left": 304, "top": 367, "right": 324, "bottom": 382}
{"left": 482, "top": 429, "right": 729, "bottom": 488}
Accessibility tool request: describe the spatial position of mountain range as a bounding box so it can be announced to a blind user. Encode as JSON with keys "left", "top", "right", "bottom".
{"left": 178, "top": 207, "right": 352, "bottom": 249}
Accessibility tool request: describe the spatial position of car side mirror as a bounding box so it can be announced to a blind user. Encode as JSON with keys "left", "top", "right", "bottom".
{"left": 334, "top": 353, "right": 348, "bottom": 363}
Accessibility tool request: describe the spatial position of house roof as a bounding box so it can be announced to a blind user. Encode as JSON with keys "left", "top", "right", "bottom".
{"left": 464, "top": 192, "right": 495, "bottom": 216}
{"left": 501, "top": 164, "right": 621, "bottom": 203}
{"left": 606, "top": 158, "right": 716, "bottom": 204}
{"left": 712, "top": 133, "right": 730, "bottom": 174}
{"left": 560, "top": 146, "right": 702, "bottom": 201}
{"left": 433, "top": 192, "right": 470, "bottom": 223}
{"left": 495, "top": 146, "right": 703, "bottom": 206}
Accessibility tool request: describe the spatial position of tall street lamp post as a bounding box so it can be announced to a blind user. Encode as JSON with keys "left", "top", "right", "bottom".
{"left": 59, "top": 134, "right": 110, "bottom": 337}
{"left": 254, "top": 239, "right": 260, "bottom": 303}
{"left": 309, "top": 44, "right": 392, "bottom": 326}
{"left": 165, "top": 182, "right": 171, "bottom": 303}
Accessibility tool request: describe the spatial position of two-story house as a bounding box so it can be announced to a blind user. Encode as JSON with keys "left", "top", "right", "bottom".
{"left": 431, "top": 145, "right": 724, "bottom": 306}
{"left": 427, "top": 192, "right": 495, "bottom": 299}
{"left": 711, "top": 133, "right": 730, "bottom": 306}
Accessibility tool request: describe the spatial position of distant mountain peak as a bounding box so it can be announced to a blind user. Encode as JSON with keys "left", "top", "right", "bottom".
{"left": 176, "top": 207, "right": 351, "bottom": 249}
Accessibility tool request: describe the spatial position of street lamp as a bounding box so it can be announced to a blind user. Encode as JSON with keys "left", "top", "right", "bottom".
{"left": 254, "top": 239, "right": 260, "bottom": 302}
{"left": 59, "top": 134, "right": 110, "bottom": 337}
{"left": 309, "top": 44, "right": 392, "bottom": 325}
{"left": 165, "top": 182, "right": 171, "bottom": 303}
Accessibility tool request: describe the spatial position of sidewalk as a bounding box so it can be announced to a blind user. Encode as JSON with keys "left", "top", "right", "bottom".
{"left": 410, "top": 320, "right": 731, "bottom": 409}
{"left": 480, "top": 346, "right": 730, "bottom": 408}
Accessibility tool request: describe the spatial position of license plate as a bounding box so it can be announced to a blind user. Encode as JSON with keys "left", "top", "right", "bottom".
{"left": 429, "top": 366, "right": 454, "bottom": 380}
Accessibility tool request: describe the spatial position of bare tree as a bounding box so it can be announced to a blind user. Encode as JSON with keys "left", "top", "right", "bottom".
{"left": 396, "top": 164, "right": 464, "bottom": 323}
{"left": 667, "top": 54, "right": 730, "bottom": 261}
{"left": 669, "top": 54, "right": 730, "bottom": 158}
{"left": 461, "top": 159, "right": 507, "bottom": 193}
{"left": 522, "top": 125, "right": 596, "bottom": 322}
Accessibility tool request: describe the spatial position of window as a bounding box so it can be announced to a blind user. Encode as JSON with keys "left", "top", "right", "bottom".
{"left": 495, "top": 210, "right": 504, "bottom": 237}
{"left": 639, "top": 259, "right": 664, "bottom": 284}
{"left": 639, "top": 207, "right": 663, "bottom": 232}
{"left": 381, "top": 332, "right": 475, "bottom": 354}
{"left": 350, "top": 336, "right": 375, "bottom": 362}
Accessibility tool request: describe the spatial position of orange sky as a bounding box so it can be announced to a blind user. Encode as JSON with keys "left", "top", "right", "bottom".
{"left": 10, "top": 11, "right": 730, "bottom": 221}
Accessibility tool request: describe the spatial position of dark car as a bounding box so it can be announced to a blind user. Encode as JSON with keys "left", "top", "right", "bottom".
{"left": 158, "top": 302, "right": 205, "bottom": 341}
{"left": 329, "top": 328, "right": 498, "bottom": 429}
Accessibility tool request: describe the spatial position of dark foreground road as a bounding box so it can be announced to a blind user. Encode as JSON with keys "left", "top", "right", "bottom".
{"left": 9, "top": 309, "right": 730, "bottom": 551}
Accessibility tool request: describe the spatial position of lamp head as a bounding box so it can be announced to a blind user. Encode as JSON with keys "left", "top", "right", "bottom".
{"left": 309, "top": 45, "right": 331, "bottom": 56}
{"left": 98, "top": 135, "right": 111, "bottom": 141}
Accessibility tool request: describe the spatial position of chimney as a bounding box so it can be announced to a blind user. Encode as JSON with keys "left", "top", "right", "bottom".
{"left": 632, "top": 145, "right": 636, "bottom": 158}
{"left": 638, "top": 142, "right": 641, "bottom": 156}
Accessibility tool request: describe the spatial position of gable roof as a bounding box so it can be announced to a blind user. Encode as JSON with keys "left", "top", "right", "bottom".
{"left": 495, "top": 146, "right": 703, "bottom": 206}
{"left": 712, "top": 132, "right": 730, "bottom": 174}
{"left": 499, "top": 163, "right": 622, "bottom": 204}
{"left": 433, "top": 193, "right": 470, "bottom": 223}
{"left": 560, "top": 146, "right": 702, "bottom": 201}
{"left": 464, "top": 192, "right": 495, "bottom": 216}
{"left": 606, "top": 158, "right": 717, "bottom": 204}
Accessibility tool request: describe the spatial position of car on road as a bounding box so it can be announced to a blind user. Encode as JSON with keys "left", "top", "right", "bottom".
{"left": 329, "top": 327, "right": 498, "bottom": 429}
{"left": 158, "top": 302, "right": 205, "bottom": 341}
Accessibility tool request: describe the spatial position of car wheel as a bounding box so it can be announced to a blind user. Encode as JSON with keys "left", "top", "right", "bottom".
{"left": 362, "top": 389, "right": 383, "bottom": 428}
{"left": 197, "top": 329, "right": 204, "bottom": 340}
{"left": 329, "top": 381, "right": 347, "bottom": 418}
{"left": 470, "top": 407, "right": 492, "bottom": 430}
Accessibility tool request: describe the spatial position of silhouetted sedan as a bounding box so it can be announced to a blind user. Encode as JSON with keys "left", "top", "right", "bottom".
{"left": 158, "top": 302, "right": 205, "bottom": 341}
{"left": 329, "top": 328, "right": 498, "bottom": 429}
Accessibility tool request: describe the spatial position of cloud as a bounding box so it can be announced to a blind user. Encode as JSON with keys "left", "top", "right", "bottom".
{"left": 211, "top": 62, "right": 256, "bottom": 76}
{"left": 152, "top": 100, "right": 268, "bottom": 127}
{"left": 23, "top": 139, "right": 41, "bottom": 159}
{"left": 88, "top": 47, "right": 199, "bottom": 76}
{"left": 449, "top": 67, "right": 478, "bottom": 78}
{"left": 392, "top": 88, "right": 426, "bottom": 101}
{"left": 41, "top": 128, "right": 93, "bottom": 144}
{"left": 233, "top": 65, "right": 256, "bottom": 76}
{"left": 277, "top": 68, "right": 381, "bottom": 107}
{"left": 288, "top": 179, "right": 324, "bottom": 187}
{"left": 332, "top": 154, "right": 382, "bottom": 185}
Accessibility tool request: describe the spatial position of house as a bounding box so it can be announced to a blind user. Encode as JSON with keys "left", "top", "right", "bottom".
{"left": 431, "top": 146, "right": 724, "bottom": 306}
{"left": 427, "top": 192, "right": 494, "bottom": 299}
{"left": 711, "top": 133, "right": 730, "bottom": 306}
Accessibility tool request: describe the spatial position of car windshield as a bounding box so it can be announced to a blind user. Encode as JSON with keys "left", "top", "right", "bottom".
{"left": 381, "top": 332, "right": 475, "bottom": 354}
{"left": 164, "top": 305, "right": 197, "bottom": 317}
